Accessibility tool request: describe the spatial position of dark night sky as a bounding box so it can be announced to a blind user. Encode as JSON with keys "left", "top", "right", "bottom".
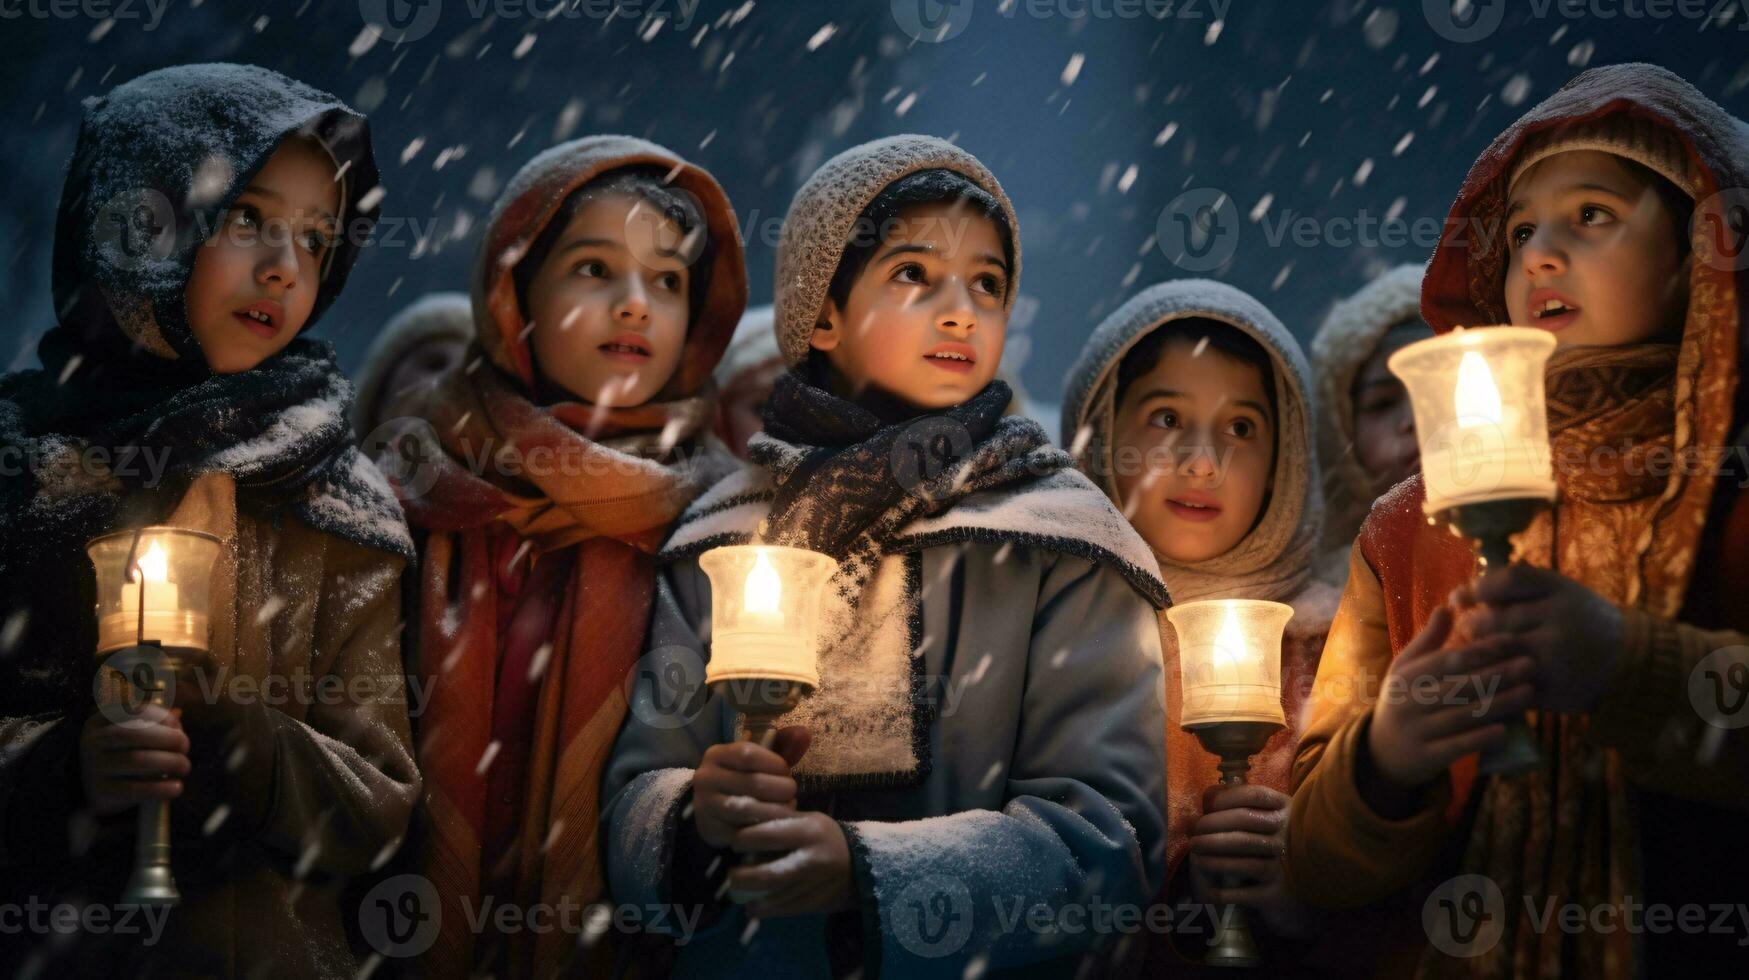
{"left": 3, "top": 0, "right": 1746, "bottom": 418}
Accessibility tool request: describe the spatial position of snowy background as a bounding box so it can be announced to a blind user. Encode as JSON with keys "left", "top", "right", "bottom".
{"left": 3, "top": 0, "right": 1747, "bottom": 419}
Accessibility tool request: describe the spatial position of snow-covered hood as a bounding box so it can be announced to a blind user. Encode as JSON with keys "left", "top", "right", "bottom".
{"left": 472, "top": 134, "right": 747, "bottom": 398}
{"left": 51, "top": 62, "right": 380, "bottom": 376}
{"left": 1061, "top": 278, "right": 1321, "bottom": 604}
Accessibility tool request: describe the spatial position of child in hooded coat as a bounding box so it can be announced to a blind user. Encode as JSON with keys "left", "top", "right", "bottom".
{"left": 1062, "top": 279, "right": 1340, "bottom": 972}
{"left": 0, "top": 64, "right": 419, "bottom": 979}
{"left": 1287, "top": 63, "right": 1749, "bottom": 978}
{"left": 351, "top": 291, "right": 473, "bottom": 448}
{"left": 600, "top": 134, "right": 1170, "bottom": 979}
{"left": 378, "top": 134, "right": 747, "bottom": 979}
{"left": 1307, "top": 264, "right": 1433, "bottom": 587}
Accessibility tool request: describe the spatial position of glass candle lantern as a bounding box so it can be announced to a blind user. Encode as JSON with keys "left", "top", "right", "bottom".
{"left": 1168, "top": 599, "right": 1293, "bottom": 728}
{"left": 87, "top": 527, "right": 223, "bottom": 654}
{"left": 698, "top": 545, "right": 837, "bottom": 688}
{"left": 1387, "top": 326, "right": 1559, "bottom": 515}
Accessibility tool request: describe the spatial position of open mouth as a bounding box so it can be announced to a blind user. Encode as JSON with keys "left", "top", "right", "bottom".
{"left": 1527, "top": 291, "right": 1580, "bottom": 330}
{"left": 923, "top": 343, "right": 977, "bottom": 374}
{"left": 1166, "top": 497, "right": 1222, "bottom": 523}
{"left": 599, "top": 333, "right": 654, "bottom": 362}
{"left": 232, "top": 302, "right": 282, "bottom": 339}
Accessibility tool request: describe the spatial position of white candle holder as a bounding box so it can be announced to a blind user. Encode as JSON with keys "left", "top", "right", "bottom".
{"left": 86, "top": 525, "right": 223, "bottom": 908}
{"left": 1167, "top": 598, "right": 1293, "bottom": 967}
{"left": 1389, "top": 326, "right": 1556, "bottom": 777}
{"left": 697, "top": 544, "right": 836, "bottom": 746}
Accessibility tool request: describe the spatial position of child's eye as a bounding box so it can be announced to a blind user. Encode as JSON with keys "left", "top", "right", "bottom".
{"left": 1147, "top": 409, "right": 1180, "bottom": 430}
{"left": 1227, "top": 418, "right": 1257, "bottom": 439}
{"left": 1510, "top": 223, "right": 1534, "bottom": 248}
{"left": 298, "top": 229, "right": 333, "bottom": 254}
{"left": 229, "top": 206, "right": 261, "bottom": 231}
{"left": 1578, "top": 204, "right": 1615, "bottom": 226}
{"left": 973, "top": 273, "right": 1004, "bottom": 297}
{"left": 572, "top": 260, "right": 608, "bottom": 278}
{"left": 893, "top": 263, "right": 926, "bottom": 285}
{"left": 657, "top": 271, "right": 684, "bottom": 292}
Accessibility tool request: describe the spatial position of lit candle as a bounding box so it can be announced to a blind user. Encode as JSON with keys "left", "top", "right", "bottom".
{"left": 742, "top": 550, "right": 786, "bottom": 632}
{"left": 1169, "top": 599, "right": 1291, "bottom": 728}
{"left": 1389, "top": 326, "right": 1558, "bottom": 514}
{"left": 119, "top": 542, "right": 180, "bottom": 624}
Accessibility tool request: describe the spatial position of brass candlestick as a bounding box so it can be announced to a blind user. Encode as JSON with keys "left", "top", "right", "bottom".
{"left": 1186, "top": 720, "right": 1284, "bottom": 968}
{"left": 1437, "top": 497, "right": 1549, "bottom": 776}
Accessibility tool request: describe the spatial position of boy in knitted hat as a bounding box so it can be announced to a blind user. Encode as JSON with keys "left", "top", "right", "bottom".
{"left": 1307, "top": 264, "right": 1433, "bottom": 586}
{"left": 602, "top": 135, "right": 1171, "bottom": 978}
{"left": 1287, "top": 64, "right": 1749, "bottom": 976}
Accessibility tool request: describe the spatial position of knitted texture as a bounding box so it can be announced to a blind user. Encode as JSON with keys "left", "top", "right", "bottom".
{"left": 772, "top": 134, "right": 1021, "bottom": 366}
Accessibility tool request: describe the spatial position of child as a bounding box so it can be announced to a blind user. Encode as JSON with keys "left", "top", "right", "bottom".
{"left": 0, "top": 64, "right": 418, "bottom": 978}
{"left": 600, "top": 134, "right": 1171, "bottom": 978}
{"left": 712, "top": 303, "right": 783, "bottom": 460}
{"left": 380, "top": 135, "right": 746, "bottom": 979}
{"left": 351, "top": 291, "right": 472, "bottom": 447}
{"left": 1308, "top": 264, "right": 1432, "bottom": 587}
{"left": 1287, "top": 63, "right": 1749, "bottom": 977}
{"left": 1063, "top": 279, "right": 1339, "bottom": 970}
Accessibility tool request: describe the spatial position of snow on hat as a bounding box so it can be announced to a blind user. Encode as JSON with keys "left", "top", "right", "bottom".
{"left": 772, "top": 134, "right": 1020, "bottom": 368}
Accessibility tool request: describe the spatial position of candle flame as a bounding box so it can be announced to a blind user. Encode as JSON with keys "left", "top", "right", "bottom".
{"left": 745, "top": 551, "right": 783, "bottom": 615}
{"left": 132, "top": 542, "right": 169, "bottom": 583}
{"left": 1454, "top": 350, "right": 1503, "bottom": 429}
{"left": 1212, "top": 605, "right": 1248, "bottom": 665}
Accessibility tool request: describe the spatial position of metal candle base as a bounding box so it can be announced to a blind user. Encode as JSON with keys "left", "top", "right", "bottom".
{"left": 112, "top": 641, "right": 185, "bottom": 909}
{"left": 712, "top": 676, "right": 812, "bottom": 890}
{"left": 1437, "top": 497, "right": 1549, "bottom": 777}
{"left": 1186, "top": 720, "right": 1283, "bottom": 968}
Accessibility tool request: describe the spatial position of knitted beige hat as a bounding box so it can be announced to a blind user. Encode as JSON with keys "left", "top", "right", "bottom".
{"left": 772, "top": 134, "right": 1021, "bottom": 367}
{"left": 1508, "top": 111, "right": 1702, "bottom": 200}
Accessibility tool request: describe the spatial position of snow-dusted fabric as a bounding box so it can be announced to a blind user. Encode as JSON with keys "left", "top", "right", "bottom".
{"left": 1061, "top": 278, "right": 1322, "bottom": 606}
{"left": 350, "top": 291, "right": 473, "bottom": 439}
{"left": 771, "top": 134, "right": 1021, "bottom": 367}
{"left": 391, "top": 135, "right": 745, "bottom": 980}
{"left": 1308, "top": 263, "right": 1425, "bottom": 581}
{"left": 603, "top": 533, "right": 1169, "bottom": 977}
{"left": 713, "top": 302, "right": 779, "bottom": 383}
{"left": 0, "top": 471, "right": 420, "bottom": 979}
{"left": 1290, "top": 63, "right": 1749, "bottom": 980}
{"left": 471, "top": 134, "right": 747, "bottom": 397}
{"left": 1061, "top": 278, "right": 1338, "bottom": 968}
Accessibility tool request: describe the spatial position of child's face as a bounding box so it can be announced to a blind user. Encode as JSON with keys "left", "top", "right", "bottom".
{"left": 1111, "top": 338, "right": 1275, "bottom": 564}
{"left": 1351, "top": 320, "right": 1432, "bottom": 492}
{"left": 1504, "top": 150, "right": 1689, "bottom": 347}
{"left": 523, "top": 192, "right": 690, "bottom": 407}
{"left": 379, "top": 335, "right": 468, "bottom": 428}
{"left": 811, "top": 202, "right": 1010, "bottom": 412}
{"left": 185, "top": 138, "right": 340, "bottom": 374}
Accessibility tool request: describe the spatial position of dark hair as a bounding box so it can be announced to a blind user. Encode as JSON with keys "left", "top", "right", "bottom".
{"left": 511, "top": 164, "right": 714, "bottom": 329}
{"left": 822, "top": 168, "right": 1014, "bottom": 314}
{"left": 1615, "top": 157, "right": 1694, "bottom": 259}
{"left": 1114, "top": 317, "right": 1277, "bottom": 422}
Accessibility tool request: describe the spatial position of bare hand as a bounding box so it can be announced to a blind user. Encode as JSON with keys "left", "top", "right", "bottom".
{"left": 1451, "top": 564, "right": 1625, "bottom": 714}
{"left": 1187, "top": 784, "right": 1313, "bottom": 939}
{"left": 692, "top": 726, "right": 810, "bottom": 850}
{"left": 728, "top": 810, "right": 856, "bottom": 918}
{"left": 79, "top": 705, "right": 190, "bottom": 816}
{"left": 1365, "top": 605, "right": 1538, "bottom": 793}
